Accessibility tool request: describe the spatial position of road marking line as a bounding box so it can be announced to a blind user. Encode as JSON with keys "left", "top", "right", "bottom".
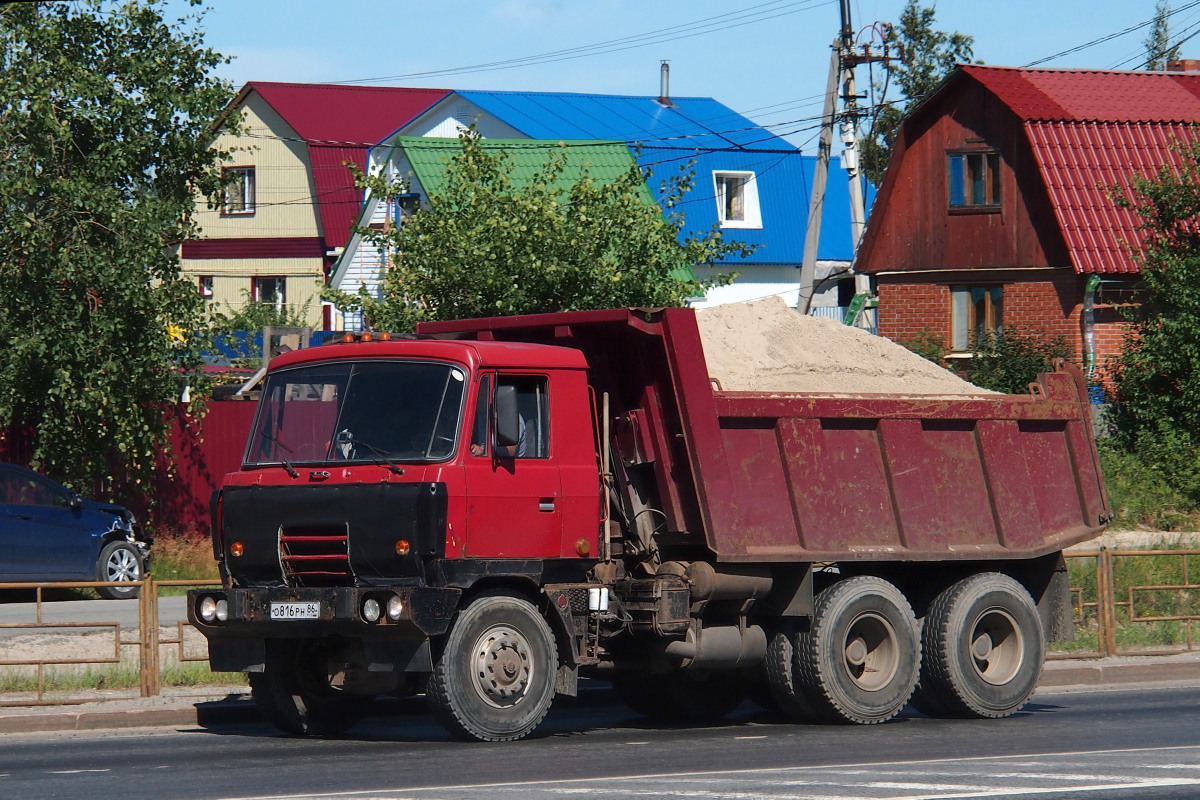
{"left": 212, "top": 744, "right": 1200, "bottom": 800}
{"left": 49, "top": 769, "right": 110, "bottom": 775}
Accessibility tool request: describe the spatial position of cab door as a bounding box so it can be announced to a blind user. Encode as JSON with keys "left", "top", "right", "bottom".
{"left": 462, "top": 373, "right": 563, "bottom": 558}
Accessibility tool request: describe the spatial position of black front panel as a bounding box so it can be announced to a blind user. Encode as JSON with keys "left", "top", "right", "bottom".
{"left": 221, "top": 483, "right": 447, "bottom": 587}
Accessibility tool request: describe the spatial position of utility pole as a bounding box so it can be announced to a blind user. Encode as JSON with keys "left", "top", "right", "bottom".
{"left": 797, "top": 0, "right": 899, "bottom": 322}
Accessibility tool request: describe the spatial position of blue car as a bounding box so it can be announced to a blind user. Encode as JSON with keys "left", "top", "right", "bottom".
{"left": 0, "top": 463, "right": 150, "bottom": 599}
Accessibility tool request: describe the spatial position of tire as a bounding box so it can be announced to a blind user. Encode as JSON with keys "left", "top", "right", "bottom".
{"left": 613, "top": 671, "right": 747, "bottom": 723}
{"left": 426, "top": 592, "right": 557, "bottom": 742}
{"left": 249, "top": 640, "right": 374, "bottom": 736}
{"left": 762, "top": 623, "right": 818, "bottom": 721}
{"left": 793, "top": 576, "right": 920, "bottom": 725}
{"left": 919, "top": 573, "right": 1044, "bottom": 719}
{"left": 96, "top": 541, "right": 143, "bottom": 600}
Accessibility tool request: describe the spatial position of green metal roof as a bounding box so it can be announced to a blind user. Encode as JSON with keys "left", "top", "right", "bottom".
{"left": 392, "top": 136, "right": 653, "bottom": 201}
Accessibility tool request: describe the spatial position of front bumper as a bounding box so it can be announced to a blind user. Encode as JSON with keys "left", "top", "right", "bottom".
{"left": 186, "top": 585, "right": 462, "bottom": 640}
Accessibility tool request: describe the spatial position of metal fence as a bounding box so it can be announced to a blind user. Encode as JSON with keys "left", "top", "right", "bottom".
{"left": 0, "top": 549, "right": 1196, "bottom": 706}
{"left": 1056, "top": 548, "right": 1200, "bottom": 659}
{"left": 0, "top": 578, "right": 215, "bottom": 706}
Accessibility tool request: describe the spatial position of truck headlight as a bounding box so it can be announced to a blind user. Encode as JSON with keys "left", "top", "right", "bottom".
{"left": 362, "top": 598, "right": 381, "bottom": 623}
{"left": 199, "top": 596, "right": 228, "bottom": 623}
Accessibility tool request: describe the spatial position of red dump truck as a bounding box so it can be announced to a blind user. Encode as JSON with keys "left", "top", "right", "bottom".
{"left": 188, "top": 307, "right": 1110, "bottom": 741}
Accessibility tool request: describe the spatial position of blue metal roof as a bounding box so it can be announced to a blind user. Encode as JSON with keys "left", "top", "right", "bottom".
{"left": 457, "top": 90, "right": 872, "bottom": 264}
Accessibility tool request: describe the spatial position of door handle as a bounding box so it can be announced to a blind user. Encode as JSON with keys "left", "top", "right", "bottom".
{"left": 538, "top": 498, "right": 555, "bottom": 513}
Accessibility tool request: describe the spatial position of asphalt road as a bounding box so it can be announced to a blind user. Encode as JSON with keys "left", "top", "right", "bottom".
{"left": 2, "top": 684, "right": 1198, "bottom": 800}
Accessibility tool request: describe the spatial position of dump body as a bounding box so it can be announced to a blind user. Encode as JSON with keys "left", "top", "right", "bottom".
{"left": 419, "top": 306, "right": 1110, "bottom": 562}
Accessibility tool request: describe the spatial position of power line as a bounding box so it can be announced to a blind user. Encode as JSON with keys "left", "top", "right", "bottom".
{"left": 330, "top": 0, "right": 834, "bottom": 84}
{"left": 1023, "top": 0, "right": 1200, "bottom": 68}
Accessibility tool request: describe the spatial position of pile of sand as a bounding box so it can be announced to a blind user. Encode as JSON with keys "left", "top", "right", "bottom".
{"left": 696, "top": 297, "right": 992, "bottom": 395}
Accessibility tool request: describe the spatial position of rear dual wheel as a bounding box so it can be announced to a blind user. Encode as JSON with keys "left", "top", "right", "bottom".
{"left": 767, "top": 576, "right": 919, "bottom": 724}
{"left": 915, "top": 573, "right": 1043, "bottom": 719}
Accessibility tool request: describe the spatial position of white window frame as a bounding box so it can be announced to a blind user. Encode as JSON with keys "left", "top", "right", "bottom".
{"left": 222, "top": 166, "right": 256, "bottom": 216}
{"left": 198, "top": 276, "right": 214, "bottom": 298}
{"left": 713, "top": 171, "right": 762, "bottom": 229}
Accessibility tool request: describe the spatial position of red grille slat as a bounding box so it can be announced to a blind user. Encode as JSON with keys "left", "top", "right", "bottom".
{"left": 278, "top": 525, "right": 352, "bottom": 586}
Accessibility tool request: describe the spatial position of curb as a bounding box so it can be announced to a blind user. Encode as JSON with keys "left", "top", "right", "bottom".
{"left": 1, "top": 658, "right": 1197, "bottom": 735}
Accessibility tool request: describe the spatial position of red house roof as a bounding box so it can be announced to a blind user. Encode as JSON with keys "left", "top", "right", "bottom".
{"left": 961, "top": 66, "right": 1200, "bottom": 275}
{"left": 237, "top": 82, "right": 449, "bottom": 250}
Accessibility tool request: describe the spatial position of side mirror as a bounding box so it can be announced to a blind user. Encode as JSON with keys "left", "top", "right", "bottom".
{"left": 69, "top": 494, "right": 83, "bottom": 511}
{"left": 494, "top": 385, "right": 520, "bottom": 449}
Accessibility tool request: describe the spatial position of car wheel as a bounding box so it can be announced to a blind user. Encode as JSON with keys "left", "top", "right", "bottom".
{"left": 96, "top": 541, "right": 143, "bottom": 600}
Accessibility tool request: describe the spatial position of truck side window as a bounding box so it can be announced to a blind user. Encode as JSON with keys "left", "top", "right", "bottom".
{"left": 470, "top": 375, "right": 491, "bottom": 457}
{"left": 497, "top": 375, "right": 549, "bottom": 459}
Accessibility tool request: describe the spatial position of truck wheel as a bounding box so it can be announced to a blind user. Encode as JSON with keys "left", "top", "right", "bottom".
{"left": 613, "top": 671, "right": 747, "bottom": 723}
{"left": 249, "top": 640, "right": 374, "bottom": 736}
{"left": 762, "top": 624, "right": 817, "bottom": 720}
{"left": 794, "top": 576, "right": 919, "bottom": 724}
{"left": 919, "top": 573, "right": 1044, "bottom": 719}
{"left": 426, "top": 591, "right": 557, "bottom": 742}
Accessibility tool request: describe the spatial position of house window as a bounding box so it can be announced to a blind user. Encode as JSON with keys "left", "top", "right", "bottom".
{"left": 713, "top": 171, "right": 762, "bottom": 229}
{"left": 198, "top": 276, "right": 214, "bottom": 298}
{"left": 951, "top": 285, "right": 1003, "bottom": 352}
{"left": 253, "top": 277, "right": 286, "bottom": 313}
{"left": 948, "top": 151, "right": 999, "bottom": 207}
{"left": 222, "top": 166, "right": 256, "bottom": 215}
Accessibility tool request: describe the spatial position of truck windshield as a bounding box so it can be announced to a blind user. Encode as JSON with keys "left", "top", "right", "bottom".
{"left": 245, "top": 361, "right": 467, "bottom": 466}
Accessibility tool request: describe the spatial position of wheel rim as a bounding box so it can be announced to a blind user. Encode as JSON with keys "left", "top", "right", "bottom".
{"left": 842, "top": 611, "right": 900, "bottom": 691}
{"left": 968, "top": 606, "right": 1024, "bottom": 686}
{"left": 471, "top": 623, "right": 534, "bottom": 708}
{"left": 106, "top": 548, "right": 139, "bottom": 582}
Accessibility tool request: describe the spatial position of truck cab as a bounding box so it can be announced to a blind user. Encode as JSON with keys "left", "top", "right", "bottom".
{"left": 217, "top": 337, "right": 601, "bottom": 585}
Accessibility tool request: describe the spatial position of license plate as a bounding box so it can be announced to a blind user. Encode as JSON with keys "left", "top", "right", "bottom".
{"left": 270, "top": 602, "right": 320, "bottom": 620}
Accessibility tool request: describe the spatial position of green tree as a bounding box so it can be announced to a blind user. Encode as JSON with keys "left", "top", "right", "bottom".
{"left": 1110, "top": 136, "right": 1200, "bottom": 468}
{"left": 1144, "top": 0, "right": 1182, "bottom": 70}
{"left": 326, "top": 130, "right": 752, "bottom": 332}
{"left": 860, "top": 1, "right": 975, "bottom": 184}
{"left": 0, "top": 1, "right": 233, "bottom": 497}
{"left": 955, "top": 327, "right": 1072, "bottom": 395}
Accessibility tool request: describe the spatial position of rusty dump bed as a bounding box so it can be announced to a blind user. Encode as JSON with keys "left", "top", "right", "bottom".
{"left": 419, "top": 307, "right": 1111, "bottom": 563}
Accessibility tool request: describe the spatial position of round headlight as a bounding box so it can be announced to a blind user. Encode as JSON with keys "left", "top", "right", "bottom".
{"left": 215, "top": 599, "right": 229, "bottom": 622}
{"left": 387, "top": 595, "right": 404, "bottom": 621}
{"left": 362, "top": 597, "right": 381, "bottom": 623}
{"left": 199, "top": 596, "right": 218, "bottom": 623}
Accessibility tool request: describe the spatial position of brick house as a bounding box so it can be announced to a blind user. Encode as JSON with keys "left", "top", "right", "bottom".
{"left": 855, "top": 64, "right": 1200, "bottom": 379}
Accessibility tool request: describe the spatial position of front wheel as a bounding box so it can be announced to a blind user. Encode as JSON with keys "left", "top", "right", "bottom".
{"left": 250, "top": 640, "right": 374, "bottom": 736}
{"left": 917, "top": 573, "right": 1044, "bottom": 719}
{"left": 96, "top": 541, "right": 143, "bottom": 600}
{"left": 426, "top": 592, "right": 557, "bottom": 742}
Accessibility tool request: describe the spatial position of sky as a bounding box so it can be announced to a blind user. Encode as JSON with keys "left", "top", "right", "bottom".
{"left": 169, "top": 0, "right": 1198, "bottom": 151}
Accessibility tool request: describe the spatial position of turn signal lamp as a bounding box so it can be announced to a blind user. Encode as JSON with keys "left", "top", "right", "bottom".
{"left": 229, "top": 541, "right": 245, "bottom": 557}
{"left": 395, "top": 539, "right": 411, "bottom": 556}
